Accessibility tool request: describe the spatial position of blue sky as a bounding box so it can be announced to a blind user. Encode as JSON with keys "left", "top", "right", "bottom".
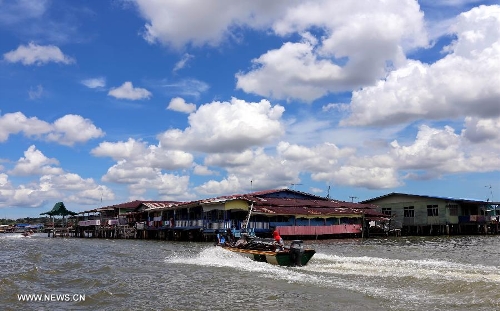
{"left": 1, "top": 0, "right": 499, "bottom": 219}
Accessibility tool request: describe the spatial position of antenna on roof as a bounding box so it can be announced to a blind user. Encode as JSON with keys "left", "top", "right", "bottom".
{"left": 486, "top": 185, "right": 493, "bottom": 202}
{"left": 349, "top": 196, "right": 358, "bottom": 203}
{"left": 291, "top": 183, "right": 302, "bottom": 190}
{"left": 251, "top": 180, "right": 253, "bottom": 192}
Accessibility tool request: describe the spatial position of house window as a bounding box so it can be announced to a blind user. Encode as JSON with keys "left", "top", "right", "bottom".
{"left": 448, "top": 204, "right": 458, "bottom": 216}
{"left": 403, "top": 206, "right": 414, "bottom": 218}
{"left": 427, "top": 205, "right": 438, "bottom": 216}
{"left": 381, "top": 208, "right": 392, "bottom": 216}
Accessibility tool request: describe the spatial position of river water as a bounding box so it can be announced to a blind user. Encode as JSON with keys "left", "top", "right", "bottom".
{"left": 1, "top": 233, "right": 500, "bottom": 311}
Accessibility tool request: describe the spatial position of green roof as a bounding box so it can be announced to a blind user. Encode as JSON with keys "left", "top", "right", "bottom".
{"left": 40, "top": 202, "right": 77, "bottom": 216}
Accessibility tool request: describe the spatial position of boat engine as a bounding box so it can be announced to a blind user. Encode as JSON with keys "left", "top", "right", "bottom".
{"left": 289, "top": 240, "right": 304, "bottom": 267}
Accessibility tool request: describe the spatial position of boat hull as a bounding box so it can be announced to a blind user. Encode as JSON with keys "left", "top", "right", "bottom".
{"left": 222, "top": 246, "right": 315, "bottom": 266}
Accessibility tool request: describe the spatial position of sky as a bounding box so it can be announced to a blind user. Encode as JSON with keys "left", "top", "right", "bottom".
{"left": 1, "top": 0, "right": 499, "bottom": 219}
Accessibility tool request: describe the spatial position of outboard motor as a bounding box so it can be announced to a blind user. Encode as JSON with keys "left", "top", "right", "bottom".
{"left": 289, "top": 240, "right": 304, "bottom": 267}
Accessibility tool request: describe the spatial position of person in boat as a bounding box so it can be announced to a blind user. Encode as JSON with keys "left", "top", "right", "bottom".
{"left": 273, "top": 230, "right": 284, "bottom": 251}
{"left": 215, "top": 230, "right": 226, "bottom": 245}
{"left": 225, "top": 228, "right": 235, "bottom": 245}
{"left": 234, "top": 233, "right": 249, "bottom": 248}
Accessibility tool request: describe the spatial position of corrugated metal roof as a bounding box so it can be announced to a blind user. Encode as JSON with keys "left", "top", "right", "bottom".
{"left": 361, "top": 192, "right": 489, "bottom": 204}
{"left": 80, "top": 189, "right": 385, "bottom": 218}
{"left": 143, "top": 202, "right": 178, "bottom": 210}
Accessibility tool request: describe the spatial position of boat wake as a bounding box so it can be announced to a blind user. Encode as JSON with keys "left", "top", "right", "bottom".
{"left": 305, "top": 252, "right": 500, "bottom": 284}
{"left": 166, "top": 246, "right": 321, "bottom": 285}
{"left": 166, "top": 247, "right": 500, "bottom": 309}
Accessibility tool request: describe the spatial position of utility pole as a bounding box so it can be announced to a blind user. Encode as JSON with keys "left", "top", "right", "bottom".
{"left": 349, "top": 196, "right": 358, "bottom": 203}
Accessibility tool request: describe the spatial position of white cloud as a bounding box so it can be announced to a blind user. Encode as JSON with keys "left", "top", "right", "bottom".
{"left": 81, "top": 77, "right": 106, "bottom": 89}
{"left": 3, "top": 42, "right": 74, "bottom": 65}
{"left": 0, "top": 172, "right": 58, "bottom": 208}
{"left": 108, "top": 81, "right": 152, "bottom": 100}
{"left": 28, "top": 85, "right": 43, "bottom": 100}
{"left": 462, "top": 116, "right": 500, "bottom": 148}
{"left": 0, "top": 112, "right": 104, "bottom": 145}
{"left": 128, "top": 173, "right": 191, "bottom": 200}
{"left": 196, "top": 148, "right": 303, "bottom": 195}
{"left": 236, "top": 0, "right": 428, "bottom": 101}
{"left": 316, "top": 166, "right": 402, "bottom": 189}
{"left": 0, "top": 147, "right": 114, "bottom": 208}
{"left": 0, "top": 0, "right": 49, "bottom": 25}
{"left": 92, "top": 139, "right": 194, "bottom": 192}
{"left": 193, "top": 164, "right": 215, "bottom": 176}
{"left": 167, "top": 97, "right": 196, "bottom": 113}
{"left": 389, "top": 123, "right": 500, "bottom": 176}
{"left": 0, "top": 112, "right": 52, "bottom": 142}
{"left": 162, "top": 78, "right": 209, "bottom": 98}
{"left": 390, "top": 125, "right": 463, "bottom": 171}
{"left": 101, "top": 159, "right": 191, "bottom": 200}
{"left": 102, "top": 160, "right": 159, "bottom": 184}
{"left": 341, "top": 5, "right": 500, "bottom": 126}
{"left": 92, "top": 138, "right": 193, "bottom": 170}
{"left": 158, "top": 98, "right": 285, "bottom": 153}
{"left": 236, "top": 38, "right": 345, "bottom": 102}
{"left": 46, "top": 114, "right": 105, "bottom": 146}
{"left": 173, "top": 53, "right": 193, "bottom": 72}
{"left": 133, "top": 0, "right": 289, "bottom": 48}
{"left": 91, "top": 138, "right": 149, "bottom": 160}
{"left": 195, "top": 174, "right": 243, "bottom": 195}
{"left": 9, "top": 145, "right": 62, "bottom": 176}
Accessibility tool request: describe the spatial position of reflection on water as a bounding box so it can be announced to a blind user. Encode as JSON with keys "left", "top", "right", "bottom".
{"left": 1, "top": 233, "right": 500, "bottom": 310}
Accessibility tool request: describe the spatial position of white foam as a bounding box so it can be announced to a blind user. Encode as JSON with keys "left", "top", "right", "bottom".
{"left": 166, "top": 246, "right": 325, "bottom": 285}
{"left": 306, "top": 252, "right": 500, "bottom": 283}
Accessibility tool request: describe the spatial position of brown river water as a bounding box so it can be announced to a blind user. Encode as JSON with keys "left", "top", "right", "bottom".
{"left": 1, "top": 233, "right": 500, "bottom": 310}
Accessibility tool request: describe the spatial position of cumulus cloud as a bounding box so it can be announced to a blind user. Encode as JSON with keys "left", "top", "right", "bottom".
{"left": 193, "top": 164, "right": 215, "bottom": 176}
{"left": 235, "top": 0, "right": 427, "bottom": 101}
{"left": 3, "top": 42, "right": 74, "bottom": 65}
{"left": 127, "top": 173, "right": 191, "bottom": 200}
{"left": 197, "top": 148, "right": 304, "bottom": 194}
{"left": 462, "top": 116, "right": 500, "bottom": 148}
{"left": 341, "top": 5, "right": 500, "bottom": 126}
{"left": 0, "top": 112, "right": 52, "bottom": 142}
{"left": 236, "top": 38, "right": 344, "bottom": 102}
{"left": 389, "top": 124, "right": 500, "bottom": 177}
{"left": 198, "top": 120, "right": 499, "bottom": 194}
{"left": 0, "top": 147, "right": 114, "bottom": 208}
{"left": 81, "top": 77, "right": 106, "bottom": 89}
{"left": 108, "top": 81, "right": 152, "bottom": 100}
{"left": 0, "top": 172, "right": 57, "bottom": 208}
{"left": 167, "top": 97, "right": 196, "bottom": 113}
{"left": 390, "top": 125, "right": 463, "bottom": 171}
{"left": 0, "top": 112, "right": 104, "bottom": 145}
{"left": 91, "top": 138, "right": 193, "bottom": 170}
{"left": 101, "top": 159, "right": 191, "bottom": 200}
{"left": 158, "top": 98, "right": 285, "bottom": 153}
{"left": 9, "top": 145, "right": 62, "bottom": 176}
{"left": 46, "top": 114, "right": 105, "bottom": 146}
{"left": 133, "top": 0, "right": 289, "bottom": 48}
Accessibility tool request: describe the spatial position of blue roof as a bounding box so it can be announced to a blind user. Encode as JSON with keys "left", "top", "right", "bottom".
{"left": 15, "top": 223, "right": 30, "bottom": 227}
